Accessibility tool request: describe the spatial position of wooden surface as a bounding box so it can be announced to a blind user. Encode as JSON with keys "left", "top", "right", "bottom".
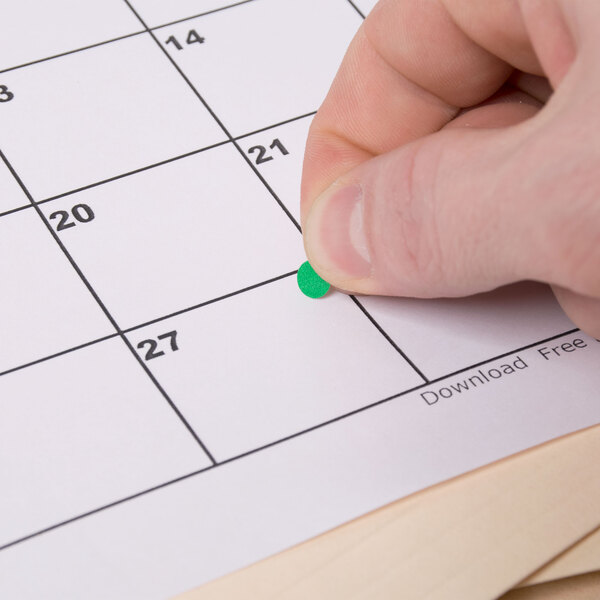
{"left": 521, "top": 525, "right": 600, "bottom": 586}
{"left": 175, "top": 424, "right": 600, "bottom": 600}
{"left": 502, "top": 572, "right": 600, "bottom": 600}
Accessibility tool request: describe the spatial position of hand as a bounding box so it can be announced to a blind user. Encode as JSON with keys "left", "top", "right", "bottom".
{"left": 301, "top": 0, "right": 600, "bottom": 337}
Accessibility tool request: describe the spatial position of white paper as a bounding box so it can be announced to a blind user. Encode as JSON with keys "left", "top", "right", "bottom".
{"left": 0, "top": 1, "right": 599, "bottom": 599}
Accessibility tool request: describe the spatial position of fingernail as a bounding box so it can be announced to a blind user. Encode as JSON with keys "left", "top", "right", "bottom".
{"left": 305, "top": 184, "right": 371, "bottom": 281}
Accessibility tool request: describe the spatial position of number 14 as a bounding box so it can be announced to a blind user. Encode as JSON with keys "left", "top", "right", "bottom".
{"left": 165, "top": 29, "right": 205, "bottom": 51}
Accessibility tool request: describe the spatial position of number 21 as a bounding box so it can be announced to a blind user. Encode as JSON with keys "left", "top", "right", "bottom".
{"left": 247, "top": 139, "right": 289, "bottom": 165}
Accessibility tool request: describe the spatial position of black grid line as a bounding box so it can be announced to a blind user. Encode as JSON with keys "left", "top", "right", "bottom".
{"left": 149, "top": 0, "right": 258, "bottom": 30}
{"left": 233, "top": 110, "right": 317, "bottom": 141}
{"left": 0, "top": 203, "right": 31, "bottom": 219}
{"left": 0, "top": 333, "right": 119, "bottom": 379}
{"left": 0, "top": 148, "right": 217, "bottom": 466}
{"left": 0, "top": 30, "right": 145, "bottom": 75}
{"left": 37, "top": 139, "right": 232, "bottom": 205}
{"left": 345, "top": 0, "right": 366, "bottom": 19}
{"left": 0, "top": 325, "right": 582, "bottom": 553}
{"left": 124, "top": 270, "right": 298, "bottom": 333}
{"left": 350, "top": 296, "right": 429, "bottom": 382}
{"left": 0, "top": 0, "right": 258, "bottom": 76}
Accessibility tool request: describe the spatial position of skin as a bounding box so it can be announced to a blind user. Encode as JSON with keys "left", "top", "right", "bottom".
{"left": 300, "top": 0, "right": 600, "bottom": 337}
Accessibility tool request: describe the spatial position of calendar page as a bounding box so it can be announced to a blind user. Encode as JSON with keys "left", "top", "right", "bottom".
{"left": 1, "top": 1, "right": 599, "bottom": 598}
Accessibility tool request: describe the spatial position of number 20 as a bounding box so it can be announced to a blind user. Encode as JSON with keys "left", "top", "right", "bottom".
{"left": 49, "top": 204, "right": 95, "bottom": 231}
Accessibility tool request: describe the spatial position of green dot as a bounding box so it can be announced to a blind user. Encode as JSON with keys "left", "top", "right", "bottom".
{"left": 297, "top": 261, "right": 331, "bottom": 299}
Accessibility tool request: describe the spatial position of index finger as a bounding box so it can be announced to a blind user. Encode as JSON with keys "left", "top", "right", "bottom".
{"left": 300, "top": 0, "right": 544, "bottom": 227}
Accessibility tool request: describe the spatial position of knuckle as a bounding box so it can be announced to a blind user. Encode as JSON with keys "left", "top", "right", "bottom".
{"left": 519, "top": 116, "right": 600, "bottom": 298}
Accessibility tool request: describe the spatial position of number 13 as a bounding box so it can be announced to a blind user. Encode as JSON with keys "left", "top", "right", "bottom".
{"left": 0, "top": 85, "right": 14, "bottom": 102}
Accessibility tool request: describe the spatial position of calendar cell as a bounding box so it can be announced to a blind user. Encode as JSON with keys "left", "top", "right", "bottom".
{"left": 0, "top": 35, "right": 227, "bottom": 201}
{"left": 0, "top": 0, "right": 142, "bottom": 72}
{"left": 0, "top": 338, "right": 211, "bottom": 548}
{"left": 360, "top": 283, "right": 575, "bottom": 380}
{"left": 160, "top": 0, "right": 361, "bottom": 135}
{"left": 0, "top": 210, "right": 113, "bottom": 374}
{"left": 239, "top": 114, "right": 313, "bottom": 224}
{"left": 40, "top": 145, "right": 305, "bottom": 329}
{"left": 128, "top": 276, "right": 424, "bottom": 461}
{"left": 131, "top": 0, "right": 242, "bottom": 28}
{"left": 0, "top": 159, "right": 28, "bottom": 215}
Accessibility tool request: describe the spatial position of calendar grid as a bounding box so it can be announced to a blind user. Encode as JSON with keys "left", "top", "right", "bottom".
{"left": 122, "top": 0, "right": 302, "bottom": 231}
{"left": 120, "top": 0, "right": 434, "bottom": 380}
{"left": 0, "top": 110, "right": 318, "bottom": 219}
{"left": 0, "top": 269, "right": 300, "bottom": 380}
{"left": 0, "top": 325, "right": 580, "bottom": 554}
{"left": 0, "top": 147, "right": 218, "bottom": 466}
{"left": 0, "top": 0, "right": 585, "bottom": 565}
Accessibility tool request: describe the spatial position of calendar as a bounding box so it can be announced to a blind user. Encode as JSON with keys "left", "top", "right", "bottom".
{"left": 1, "top": 1, "right": 599, "bottom": 598}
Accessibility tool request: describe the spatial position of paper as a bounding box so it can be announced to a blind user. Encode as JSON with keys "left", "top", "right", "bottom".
{"left": 0, "top": 1, "right": 598, "bottom": 598}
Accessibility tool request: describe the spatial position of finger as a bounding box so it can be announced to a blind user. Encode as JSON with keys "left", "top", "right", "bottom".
{"left": 303, "top": 93, "right": 600, "bottom": 299}
{"left": 445, "top": 88, "right": 542, "bottom": 129}
{"left": 552, "top": 286, "right": 600, "bottom": 339}
{"left": 304, "top": 120, "right": 528, "bottom": 296}
{"left": 301, "top": 0, "right": 565, "bottom": 226}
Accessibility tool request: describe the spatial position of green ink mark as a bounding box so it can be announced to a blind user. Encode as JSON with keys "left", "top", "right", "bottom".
{"left": 297, "top": 261, "right": 330, "bottom": 299}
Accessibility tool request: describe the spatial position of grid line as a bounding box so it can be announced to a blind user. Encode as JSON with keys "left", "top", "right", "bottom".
{"left": 123, "top": 270, "right": 298, "bottom": 333}
{"left": 149, "top": 0, "right": 258, "bottom": 30}
{"left": 350, "top": 296, "right": 429, "bottom": 382}
{"left": 0, "top": 30, "right": 146, "bottom": 75}
{"left": 345, "top": 0, "right": 366, "bottom": 19}
{"left": 0, "top": 333, "right": 120, "bottom": 379}
{"left": 0, "top": 203, "right": 31, "bottom": 219}
{"left": 0, "top": 0, "right": 258, "bottom": 76}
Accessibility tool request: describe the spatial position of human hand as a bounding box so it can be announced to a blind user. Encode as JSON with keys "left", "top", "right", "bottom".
{"left": 301, "top": 0, "right": 600, "bottom": 336}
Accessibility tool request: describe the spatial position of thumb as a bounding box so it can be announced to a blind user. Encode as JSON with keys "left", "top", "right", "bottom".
{"left": 303, "top": 123, "right": 551, "bottom": 299}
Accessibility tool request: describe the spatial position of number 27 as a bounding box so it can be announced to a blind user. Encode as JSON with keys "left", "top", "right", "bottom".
{"left": 137, "top": 330, "right": 179, "bottom": 361}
